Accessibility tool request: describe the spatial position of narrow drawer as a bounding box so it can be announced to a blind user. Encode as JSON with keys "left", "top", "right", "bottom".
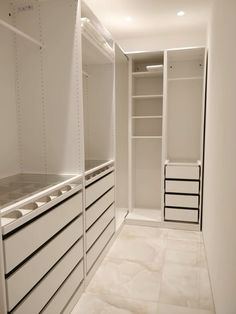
{"left": 166, "top": 165, "right": 200, "bottom": 179}
{"left": 12, "top": 241, "right": 83, "bottom": 314}
{"left": 86, "top": 204, "right": 114, "bottom": 251}
{"left": 4, "top": 192, "right": 82, "bottom": 274}
{"left": 41, "top": 261, "right": 84, "bottom": 314}
{"left": 86, "top": 172, "right": 114, "bottom": 207}
{"left": 86, "top": 188, "right": 114, "bottom": 230}
{"left": 87, "top": 219, "right": 115, "bottom": 273}
{"left": 6, "top": 217, "right": 83, "bottom": 311}
{"left": 165, "top": 194, "right": 199, "bottom": 208}
{"left": 165, "top": 207, "right": 198, "bottom": 223}
{"left": 165, "top": 180, "right": 199, "bottom": 194}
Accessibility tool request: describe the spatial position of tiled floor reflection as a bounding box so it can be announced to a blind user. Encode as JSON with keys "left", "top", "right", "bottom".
{"left": 72, "top": 225, "right": 215, "bottom": 314}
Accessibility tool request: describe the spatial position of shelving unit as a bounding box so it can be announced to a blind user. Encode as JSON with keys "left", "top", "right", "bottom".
{"left": 127, "top": 51, "right": 165, "bottom": 225}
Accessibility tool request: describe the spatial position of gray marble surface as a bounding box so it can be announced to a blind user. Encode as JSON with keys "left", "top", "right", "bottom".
{"left": 0, "top": 173, "right": 74, "bottom": 209}
{"left": 72, "top": 225, "right": 215, "bottom": 314}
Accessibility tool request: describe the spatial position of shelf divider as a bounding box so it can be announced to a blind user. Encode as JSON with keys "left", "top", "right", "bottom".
{"left": 168, "top": 76, "right": 203, "bottom": 81}
{"left": 132, "top": 115, "right": 162, "bottom": 119}
{"left": 132, "top": 136, "right": 162, "bottom": 139}
{"left": 132, "top": 95, "right": 163, "bottom": 100}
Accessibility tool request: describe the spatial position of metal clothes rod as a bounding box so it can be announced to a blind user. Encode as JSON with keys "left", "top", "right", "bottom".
{"left": 0, "top": 18, "right": 44, "bottom": 48}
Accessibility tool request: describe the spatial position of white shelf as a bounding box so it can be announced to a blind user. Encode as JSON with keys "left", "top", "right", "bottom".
{"left": 165, "top": 159, "right": 201, "bottom": 166}
{"left": 168, "top": 76, "right": 203, "bottom": 82}
{"left": 132, "top": 71, "right": 163, "bottom": 78}
{"left": 132, "top": 115, "right": 162, "bottom": 119}
{"left": 0, "top": 18, "right": 44, "bottom": 48}
{"left": 132, "top": 136, "right": 162, "bottom": 139}
{"left": 132, "top": 95, "right": 163, "bottom": 100}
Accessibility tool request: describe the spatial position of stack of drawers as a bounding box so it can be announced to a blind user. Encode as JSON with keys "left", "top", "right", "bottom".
{"left": 85, "top": 171, "right": 115, "bottom": 274}
{"left": 2, "top": 191, "right": 84, "bottom": 314}
{"left": 164, "top": 164, "right": 201, "bottom": 224}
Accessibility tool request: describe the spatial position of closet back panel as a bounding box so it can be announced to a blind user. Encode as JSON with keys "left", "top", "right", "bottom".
{"left": 115, "top": 44, "right": 128, "bottom": 209}
{"left": 0, "top": 2, "right": 20, "bottom": 179}
{"left": 10, "top": 0, "right": 82, "bottom": 175}
{"left": 167, "top": 79, "right": 203, "bottom": 162}
{"left": 133, "top": 99, "right": 163, "bottom": 117}
{"left": 85, "top": 64, "right": 114, "bottom": 161}
{"left": 133, "top": 77, "right": 163, "bottom": 96}
{"left": 132, "top": 140, "right": 162, "bottom": 209}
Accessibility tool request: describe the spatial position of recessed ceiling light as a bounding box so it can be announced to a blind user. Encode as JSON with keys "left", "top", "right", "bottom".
{"left": 125, "top": 16, "right": 133, "bottom": 22}
{"left": 177, "top": 11, "right": 185, "bottom": 17}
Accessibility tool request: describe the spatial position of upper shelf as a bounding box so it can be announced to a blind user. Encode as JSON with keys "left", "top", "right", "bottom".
{"left": 132, "top": 71, "right": 163, "bottom": 78}
{"left": 0, "top": 18, "right": 44, "bottom": 49}
{"left": 168, "top": 76, "right": 204, "bottom": 81}
{"left": 132, "top": 95, "right": 163, "bottom": 100}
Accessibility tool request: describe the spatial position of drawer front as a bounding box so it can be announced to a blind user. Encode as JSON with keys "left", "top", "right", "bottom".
{"left": 165, "top": 207, "right": 198, "bottom": 223}
{"left": 165, "top": 180, "right": 199, "bottom": 194}
{"left": 86, "top": 219, "right": 115, "bottom": 273}
{"left": 6, "top": 217, "right": 83, "bottom": 311}
{"left": 86, "top": 188, "right": 114, "bottom": 230}
{"left": 86, "top": 172, "right": 114, "bottom": 207}
{"left": 165, "top": 194, "right": 199, "bottom": 208}
{"left": 12, "top": 242, "right": 83, "bottom": 314}
{"left": 166, "top": 165, "right": 200, "bottom": 180}
{"left": 41, "top": 261, "right": 84, "bottom": 314}
{"left": 4, "top": 192, "right": 82, "bottom": 274}
{"left": 86, "top": 204, "right": 114, "bottom": 251}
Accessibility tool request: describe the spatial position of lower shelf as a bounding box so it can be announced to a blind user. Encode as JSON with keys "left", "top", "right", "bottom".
{"left": 126, "top": 208, "right": 162, "bottom": 226}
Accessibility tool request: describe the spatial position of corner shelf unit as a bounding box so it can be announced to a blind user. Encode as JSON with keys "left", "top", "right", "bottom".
{"left": 128, "top": 51, "right": 165, "bottom": 224}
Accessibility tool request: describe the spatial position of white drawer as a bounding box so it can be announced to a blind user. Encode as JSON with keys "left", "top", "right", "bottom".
{"left": 86, "top": 204, "right": 114, "bottom": 251}
{"left": 12, "top": 242, "right": 83, "bottom": 314}
{"left": 86, "top": 188, "right": 114, "bottom": 230}
{"left": 87, "top": 219, "right": 115, "bottom": 273}
{"left": 6, "top": 217, "right": 83, "bottom": 311}
{"left": 165, "top": 207, "right": 198, "bottom": 223}
{"left": 86, "top": 172, "right": 114, "bottom": 207}
{"left": 166, "top": 165, "right": 200, "bottom": 179}
{"left": 4, "top": 192, "right": 82, "bottom": 274}
{"left": 165, "top": 194, "right": 199, "bottom": 208}
{"left": 41, "top": 261, "right": 84, "bottom": 314}
{"left": 165, "top": 180, "right": 199, "bottom": 194}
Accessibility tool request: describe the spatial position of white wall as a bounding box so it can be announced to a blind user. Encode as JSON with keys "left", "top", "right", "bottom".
{"left": 118, "top": 29, "right": 207, "bottom": 53}
{"left": 203, "top": 0, "right": 236, "bottom": 313}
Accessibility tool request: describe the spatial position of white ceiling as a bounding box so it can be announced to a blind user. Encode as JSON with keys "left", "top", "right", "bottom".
{"left": 84, "top": 0, "right": 211, "bottom": 40}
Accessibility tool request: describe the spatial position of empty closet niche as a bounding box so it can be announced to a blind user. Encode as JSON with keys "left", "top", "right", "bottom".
{"left": 164, "top": 47, "right": 206, "bottom": 226}
{"left": 127, "top": 51, "right": 164, "bottom": 225}
{"left": 82, "top": 1, "right": 115, "bottom": 175}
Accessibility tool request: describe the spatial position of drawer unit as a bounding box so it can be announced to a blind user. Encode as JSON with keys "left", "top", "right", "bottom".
{"left": 165, "top": 207, "right": 199, "bottom": 223}
{"left": 165, "top": 180, "right": 199, "bottom": 194}
{"left": 86, "top": 204, "right": 114, "bottom": 251}
{"left": 86, "top": 172, "right": 114, "bottom": 207}
{"left": 166, "top": 165, "right": 200, "bottom": 180}
{"left": 11, "top": 241, "right": 83, "bottom": 314}
{"left": 41, "top": 261, "right": 84, "bottom": 314}
{"left": 6, "top": 217, "right": 83, "bottom": 311}
{"left": 86, "top": 188, "right": 114, "bottom": 229}
{"left": 165, "top": 194, "right": 199, "bottom": 208}
{"left": 86, "top": 219, "right": 115, "bottom": 273}
{"left": 3, "top": 192, "right": 82, "bottom": 274}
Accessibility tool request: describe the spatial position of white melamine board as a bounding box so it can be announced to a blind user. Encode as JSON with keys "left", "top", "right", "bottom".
{"left": 168, "top": 59, "right": 204, "bottom": 79}
{"left": 165, "top": 194, "right": 199, "bottom": 208}
{"left": 167, "top": 79, "right": 203, "bottom": 162}
{"left": 132, "top": 98, "right": 163, "bottom": 117}
{"left": 166, "top": 165, "right": 200, "bottom": 179}
{"left": 0, "top": 2, "right": 20, "bottom": 179}
{"left": 165, "top": 207, "right": 198, "bottom": 222}
{"left": 165, "top": 180, "right": 199, "bottom": 194}
{"left": 133, "top": 140, "right": 162, "bottom": 209}
{"left": 115, "top": 44, "right": 128, "bottom": 209}
{"left": 84, "top": 64, "right": 114, "bottom": 160}
{"left": 133, "top": 76, "right": 163, "bottom": 96}
{"left": 133, "top": 118, "right": 162, "bottom": 137}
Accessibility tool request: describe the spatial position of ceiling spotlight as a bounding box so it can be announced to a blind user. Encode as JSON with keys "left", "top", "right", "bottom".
{"left": 125, "top": 16, "right": 133, "bottom": 22}
{"left": 177, "top": 11, "right": 185, "bottom": 17}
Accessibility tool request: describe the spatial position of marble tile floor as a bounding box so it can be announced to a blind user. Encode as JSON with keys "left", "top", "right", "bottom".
{"left": 72, "top": 225, "right": 215, "bottom": 314}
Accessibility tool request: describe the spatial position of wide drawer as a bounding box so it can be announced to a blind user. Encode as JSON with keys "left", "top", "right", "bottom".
{"left": 165, "top": 207, "right": 198, "bottom": 223}
{"left": 12, "top": 241, "right": 83, "bottom": 314}
{"left": 6, "top": 217, "right": 83, "bottom": 311}
{"left": 86, "top": 204, "right": 114, "bottom": 251}
{"left": 166, "top": 165, "right": 200, "bottom": 179}
{"left": 86, "top": 172, "right": 114, "bottom": 207}
{"left": 41, "top": 261, "right": 84, "bottom": 314}
{"left": 165, "top": 194, "right": 199, "bottom": 208}
{"left": 4, "top": 192, "right": 82, "bottom": 274}
{"left": 86, "top": 219, "right": 115, "bottom": 273}
{"left": 86, "top": 188, "right": 114, "bottom": 230}
{"left": 165, "top": 180, "right": 199, "bottom": 194}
